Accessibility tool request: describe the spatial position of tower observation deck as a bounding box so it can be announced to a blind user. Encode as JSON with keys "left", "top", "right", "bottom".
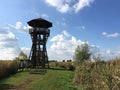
{"left": 27, "top": 18, "right": 52, "bottom": 68}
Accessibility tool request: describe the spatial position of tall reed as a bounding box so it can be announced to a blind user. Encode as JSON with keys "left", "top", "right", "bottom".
{"left": 73, "top": 59, "right": 120, "bottom": 90}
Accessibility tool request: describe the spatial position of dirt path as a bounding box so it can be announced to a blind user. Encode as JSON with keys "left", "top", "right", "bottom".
{"left": 12, "top": 76, "right": 40, "bottom": 90}
{"left": 0, "top": 70, "right": 75, "bottom": 90}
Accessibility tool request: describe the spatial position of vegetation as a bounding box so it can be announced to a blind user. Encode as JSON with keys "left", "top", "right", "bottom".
{"left": 73, "top": 59, "right": 120, "bottom": 90}
{"left": 0, "top": 59, "right": 119, "bottom": 90}
{"left": 0, "top": 52, "right": 27, "bottom": 79}
{"left": 14, "top": 51, "right": 28, "bottom": 61}
{"left": 0, "top": 44, "right": 119, "bottom": 90}
{"left": 73, "top": 43, "right": 91, "bottom": 65}
{"left": 49, "top": 61, "right": 75, "bottom": 71}
{"left": 0, "top": 69, "right": 76, "bottom": 90}
{"left": 18, "top": 51, "right": 28, "bottom": 60}
{"left": 0, "top": 60, "right": 19, "bottom": 79}
{"left": 72, "top": 44, "right": 120, "bottom": 90}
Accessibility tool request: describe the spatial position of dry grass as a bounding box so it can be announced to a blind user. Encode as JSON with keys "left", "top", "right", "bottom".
{"left": 0, "top": 60, "right": 19, "bottom": 79}
{"left": 73, "top": 59, "right": 120, "bottom": 90}
{"left": 49, "top": 61, "right": 75, "bottom": 70}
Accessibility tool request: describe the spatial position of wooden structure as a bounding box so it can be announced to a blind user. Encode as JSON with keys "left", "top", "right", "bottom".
{"left": 27, "top": 18, "right": 52, "bottom": 68}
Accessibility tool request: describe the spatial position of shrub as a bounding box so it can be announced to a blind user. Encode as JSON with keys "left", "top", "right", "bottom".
{"left": 0, "top": 60, "right": 19, "bottom": 79}
{"left": 49, "top": 61, "right": 75, "bottom": 71}
{"left": 49, "top": 62, "right": 58, "bottom": 67}
{"left": 8, "top": 60, "right": 19, "bottom": 74}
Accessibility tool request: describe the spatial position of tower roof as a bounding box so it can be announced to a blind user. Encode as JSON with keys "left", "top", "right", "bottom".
{"left": 27, "top": 18, "right": 52, "bottom": 28}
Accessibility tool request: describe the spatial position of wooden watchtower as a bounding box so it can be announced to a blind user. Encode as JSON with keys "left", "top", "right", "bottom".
{"left": 27, "top": 18, "right": 52, "bottom": 68}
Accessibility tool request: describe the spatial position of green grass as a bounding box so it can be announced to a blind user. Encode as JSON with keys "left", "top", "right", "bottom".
{"left": 0, "top": 69, "right": 77, "bottom": 90}
{"left": 29, "top": 70, "right": 77, "bottom": 90}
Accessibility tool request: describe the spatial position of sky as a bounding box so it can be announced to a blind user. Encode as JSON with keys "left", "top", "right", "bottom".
{"left": 0, "top": 0, "right": 120, "bottom": 61}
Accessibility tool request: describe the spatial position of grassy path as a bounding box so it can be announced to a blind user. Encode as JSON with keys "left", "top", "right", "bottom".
{"left": 0, "top": 69, "right": 77, "bottom": 90}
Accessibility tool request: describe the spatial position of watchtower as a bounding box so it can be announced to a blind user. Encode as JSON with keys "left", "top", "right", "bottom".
{"left": 27, "top": 18, "right": 52, "bottom": 68}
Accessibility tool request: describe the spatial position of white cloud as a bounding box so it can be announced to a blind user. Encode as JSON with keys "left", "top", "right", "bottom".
{"left": 90, "top": 45, "right": 100, "bottom": 53}
{"left": 48, "top": 30, "right": 83, "bottom": 60}
{"left": 50, "top": 34, "right": 65, "bottom": 42}
{"left": 0, "top": 30, "right": 20, "bottom": 60}
{"left": 48, "top": 30, "right": 98, "bottom": 61}
{"left": 107, "top": 33, "right": 119, "bottom": 38}
{"left": 4, "top": 22, "right": 29, "bottom": 33}
{"left": 91, "top": 47, "right": 120, "bottom": 61}
{"left": 62, "top": 30, "right": 71, "bottom": 37}
{"left": 45, "top": 0, "right": 62, "bottom": 7}
{"left": 44, "top": 0, "right": 95, "bottom": 13}
{"left": 45, "top": 0, "right": 70, "bottom": 13}
{"left": 0, "top": 21, "right": 30, "bottom": 60}
{"left": 102, "top": 49, "right": 120, "bottom": 60}
{"left": 21, "top": 47, "right": 30, "bottom": 57}
{"left": 102, "top": 32, "right": 107, "bottom": 36}
{"left": 106, "top": 49, "right": 111, "bottom": 54}
{"left": 41, "top": 13, "right": 49, "bottom": 18}
{"left": 102, "top": 32, "right": 120, "bottom": 38}
{"left": 49, "top": 30, "right": 120, "bottom": 61}
{"left": 59, "top": 4, "right": 70, "bottom": 13}
{"left": 73, "top": 0, "right": 94, "bottom": 13}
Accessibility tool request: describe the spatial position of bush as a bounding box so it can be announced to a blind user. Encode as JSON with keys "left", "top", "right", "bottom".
{"left": 49, "top": 62, "right": 75, "bottom": 71}
{"left": 8, "top": 60, "right": 19, "bottom": 74}
{"left": 0, "top": 60, "right": 19, "bottom": 79}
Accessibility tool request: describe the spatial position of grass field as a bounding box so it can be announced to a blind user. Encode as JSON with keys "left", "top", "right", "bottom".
{"left": 0, "top": 69, "right": 77, "bottom": 90}
{"left": 73, "top": 60, "right": 120, "bottom": 90}
{"left": 1, "top": 60, "right": 119, "bottom": 90}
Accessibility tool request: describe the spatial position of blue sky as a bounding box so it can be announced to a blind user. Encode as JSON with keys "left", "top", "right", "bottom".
{"left": 0, "top": 0, "right": 120, "bottom": 60}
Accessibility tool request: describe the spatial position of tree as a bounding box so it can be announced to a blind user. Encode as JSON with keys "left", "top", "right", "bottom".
{"left": 92, "top": 54, "right": 103, "bottom": 62}
{"left": 73, "top": 43, "right": 91, "bottom": 64}
{"left": 18, "top": 51, "right": 28, "bottom": 60}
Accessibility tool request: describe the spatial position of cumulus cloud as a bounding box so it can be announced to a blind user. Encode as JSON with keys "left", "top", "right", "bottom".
{"left": 45, "top": 0, "right": 71, "bottom": 13}
{"left": 44, "top": 0, "right": 95, "bottom": 13}
{"left": 73, "top": 0, "right": 94, "bottom": 13}
{"left": 91, "top": 47, "right": 120, "bottom": 61}
{"left": 0, "top": 29, "right": 20, "bottom": 60}
{"left": 102, "top": 32, "right": 120, "bottom": 38}
{"left": 48, "top": 30, "right": 99, "bottom": 60}
{"left": 0, "top": 21, "right": 30, "bottom": 60}
{"left": 102, "top": 49, "right": 120, "bottom": 60}
{"left": 49, "top": 30, "right": 120, "bottom": 61}
{"left": 4, "top": 22, "right": 29, "bottom": 33}
{"left": 62, "top": 30, "right": 71, "bottom": 37}
{"left": 21, "top": 47, "right": 30, "bottom": 57}
{"left": 90, "top": 47, "right": 120, "bottom": 61}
